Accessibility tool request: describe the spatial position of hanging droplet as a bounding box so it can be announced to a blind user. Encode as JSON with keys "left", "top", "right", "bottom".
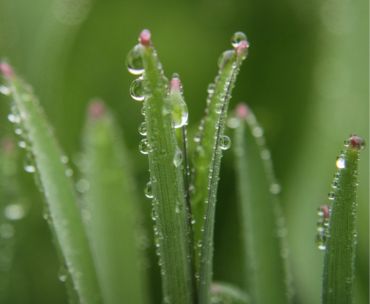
{"left": 139, "top": 138, "right": 150, "bottom": 154}
{"left": 336, "top": 156, "right": 345, "bottom": 169}
{"left": 217, "top": 50, "right": 235, "bottom": 69}
{"left": 0, "top": 85, "right": 11, "bottom": 96}
{"left": 220, "top": 135, "right": 231, "bottom": 150}
{"left": 173, "top": 148, "right": 183, "bottom": 167}
{"left": 207, "top": 83, "right": 215, "bottom": 95}
{"left": 328, "top": 192, "right": 335, "bottom": 201}
{"left": 130, "top": 77, "right": 145, "bottom": 101}
{"left": 138, "top": 121, "right": 147, "bottom": 136}
{"left": 58, "top": 267, "right": 68, "bottom": 282}
{"left": 24, "top": 156, "right": 35, "bottom": 173}
{"left": 126, "top": 44, "right": 144, "bottom": 75}
{"left": 145, "top": 181, "right": 154, "bottom": 199}
{"left": 169, "top": 74, "right": 188, "bottom": 128}
{"left": 231, "top": 32, "right": 247, "bottom": 48}
{"left": 7, "top": 113, "right": 21, "bottom": 124}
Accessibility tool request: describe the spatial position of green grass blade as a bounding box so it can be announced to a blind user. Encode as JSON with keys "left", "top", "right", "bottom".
{"left": 232, "top": 104, "right": 291, "bottom": 304}
{"left": 80, "top": 100, "right": 149, "bottom": 304}
{"left": 191, "top": 33, "right": 249, "bottom": 304}
{"left": 321, "top": 135, "right": 365, "bottom": 304}
{"left": 211, "top": 282, "right": 250, "bottom": 304}
{"left": 127, "top": 30, "right": 193, "bottom": 304}
{"left": 0, "top": 63, "right": 101, "bottom": 304}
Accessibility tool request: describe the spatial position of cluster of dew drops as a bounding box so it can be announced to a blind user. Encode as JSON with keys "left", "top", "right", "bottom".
{"left": 316, "top": 135, "right": 365, "bottom": 251}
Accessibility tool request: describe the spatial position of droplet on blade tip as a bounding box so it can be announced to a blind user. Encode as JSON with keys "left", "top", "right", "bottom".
{"left": 347, "top": 134, "right": 365, "bottom": 150}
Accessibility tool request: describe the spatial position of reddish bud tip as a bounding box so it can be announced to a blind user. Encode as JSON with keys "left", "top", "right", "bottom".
{"left": 88, "top": 99, "right": 106, "bottom": 120}
{"left": 320, "top": 205, "right": 331, "bottom": 219}
{"left": 0, "top": 62, "right": 14, "bottom": 78}
{"left": 348, "top": 134, "right": 365, "bottom": 150}
{"left": 139, "top": 29, "right": 151, "bottom": 46}
{"left": 236, "top": 103, "right": 249, "bottom": 119}
{"left": 236, "top": 40, "right": 249, "bottom": 56}
{"left": 170, "top": 75, "right": 181, "bottom": 92}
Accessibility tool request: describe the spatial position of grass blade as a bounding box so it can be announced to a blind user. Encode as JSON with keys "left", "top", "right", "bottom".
{"left": 211, "top": 282, "right": 249, "bottom": 304}
{"left": 80, "top": 100, "right": 149, "bottom": 304}
{"left": 127, "top": 30, "right": 194, "bottom": 304}
{"left": 232, "top": 104, "right": 291, "bottom": 304}
{"left": 191, "top": 32, "right": 249, "bottom": 303}
{"left": 321, "top": 135, "right": 365, "bottom": 304}
{"left": 0, "top": 63, "right": 101, "bottom": 304}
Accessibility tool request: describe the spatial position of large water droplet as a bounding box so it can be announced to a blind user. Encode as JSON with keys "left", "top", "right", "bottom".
{"left": 0, "top": 85, "right": 11, "bottom": 96}
{"left": 145, "top": 181, "right": 154, "bottom": 198}
{"left": 220, "top": 135, "right": 231, "bottom": 150}
{"left": 4, "top": 203, "right": 26, "bottom": 221}
{"left": 231, "top": 32, "right": 247, "bottom": 48}
{"left": 139, "top": 138, "right": 150, "bottom": 154}
{"left": 126, "top": 44, "right": 144, "bottom": 75}
{"left": 336, "top": 157, "right": 345, "bottom": 169}
{"left": 8, "top": 113, "right": 21, "bottom": 124}
{"left": 173, "top": 148, "right": 183, "bottom": 167}
{"left": 138, "top": 121, "right": 147, "bottom": 136}
{"left": 130, "top": 77, "right": 145, "bottom": 101}
{"left": 218, "top": 50, "right": 235, "bottom": 69}
{"left": 169, "top": 75, "right": 188, "bottom": 128}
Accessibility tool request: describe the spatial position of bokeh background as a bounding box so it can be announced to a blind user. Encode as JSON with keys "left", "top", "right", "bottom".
{"left": 0, "top": 0, "right": 368, "bottom": 303}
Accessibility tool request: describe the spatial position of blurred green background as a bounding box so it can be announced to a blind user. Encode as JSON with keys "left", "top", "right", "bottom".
{"left": 0, "top": 0, "right": 368, "bottom": 303}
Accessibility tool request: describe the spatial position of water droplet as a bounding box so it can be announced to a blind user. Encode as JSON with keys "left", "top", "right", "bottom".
{"left": 173, "top": 148, "right": 183, "bottom": 167}
{"left": 60, "top": 155, "right": 69, "bottom": 164}
{"left": 126, "top": 44, "right": 144, "bottom": 75}
{"left": 138, "top": 121, "right": 147, "bottom": 136}
{"left": 0, "top": 85, "right": 11, "bottom": 96}
{"left": 65, "top": 168, "right": 73, "bottom": 177}
{"left": 336, "top": 157, "right": 345, "bottom": 169}
{"left": 227, "top": 117, "right": 240, "bottom": 129}
{"left": 24, "top": 157, "right": 35, "bottom": 173}
{"left": 139, "top": 138, "right": 150, "bottom": 154}
{"left": 252, "top": 126, "right": 263, "bottom": 137}
{"left": 191, "top": 219, "right": 196, "bottom": 225}
{"left": 328, "top": 192, "right": 335, "bottom": 201}
{"left": 58, "top": 267, "right": 68, "bottom": 282}
{"left": 169, "top": 76, "right": 188, "bottom": 128}
{"left": 14, "top": 128, "right": 22, "bottom": 135}
{"left": 4, "top": 203, "right": 25, "bottom": 221}
{"left": 18, "top": 141, "right": 27, "bottom": 149}
{"left": 220, "top": 135, "right": 231, "bottom": 150}
{"left": 214, "top": 103, "right": 223, "bottom": 114}
{"left": 130, "top": 77, "right": 145, "bottom": 101}
{"left": 207, "top": 83, "right": 215, "bottom": 95}
{"left": 7, "top": 113, "right": 20, "bottom": 124}
{"left": 145, "top": 181, "right": 154, "bottom": 198}
{"left": 270, "top": 183, "right": 281, "bottom": 194}
{"left": 76, "top": 179, "right": 90, "bottom": 193}
{"left": 218, "top": 50, "right": 235, "bottom": 69}
{"left": 231, "top": 32, "right": 247, "bottom": 48}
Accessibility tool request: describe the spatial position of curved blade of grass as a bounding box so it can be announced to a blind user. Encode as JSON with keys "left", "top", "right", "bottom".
{"left": 232, "top": 104, "right": 291, "bottom": 304}
{"left": 0, "top": 63, "right": 101, "bottom": 304}
{"left": 321, "top": 135, "right": 365, "bottom": 304}
{"left": 128, "top": 30, "right": 194, "bottom": 304}
{"left": 211, "top": 282, "right": 250, "bottom": 304}
{"left": 191, "top": 33, "right": 249, "bottom": 303}
{"left": 80, "top": 100, "right": 149, "bottom": 304}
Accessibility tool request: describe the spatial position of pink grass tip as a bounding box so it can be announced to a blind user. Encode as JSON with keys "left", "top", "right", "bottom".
{"left": 0, "top": 62, "right": 14, "bottom": 78}
{"left": 139, "top": 29, "right": 151, "bottom": 46}
{"left": 236, "top": 40, "right": 249, "bottom": 56}
{"left": 236, "top": 103, "right": 250, "bottom": 119}
{"left": 319, "top": 205, "right": 331, "bottom": 219}
{"left": 88, "top": 99, "right": 106, "bottom": 120}
{"left": 348, "top": 134, "right": 365, "bottom": 150}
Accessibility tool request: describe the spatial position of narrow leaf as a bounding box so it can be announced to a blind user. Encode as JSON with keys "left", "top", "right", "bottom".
{"left": 191, "top": 32, "right": 249, "bottom": 303}
{"left": 0, "top": 63, "right": 101, "bottom": 304}
{"left": 232, "top": 103, "right": 291, "bottom": 304}
{"left": 80, "top": 100, "right": 149, "bottom": 304}
{"left": 321, "top": 135, "right": 365, "bottom": 304}
{"left": 127, "top": 30, "right": 194, "bottom": 304}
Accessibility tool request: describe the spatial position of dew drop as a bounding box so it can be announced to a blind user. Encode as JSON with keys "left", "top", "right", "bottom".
{"left": 227, "top": 117, "right": 240, "bottom": 129}
{"left": 336, "top": 157, "right": 345, "bottom": 169}
{"left": 60, "top": 155, "right": 69, "bottom": 164}
{"left": 8, "top": 113, "right": 20, "bottom": 124}
{"left": 14, "top": 128, "right": 22, "bottom": 135}
{"left": 24, "top": 157, "right": 35, "bottom": 173}
{"left": 252, "top": 126, "right": 264, "bottom": 137}
{"left": 4, "top": 203, "right": 25, "bottom": 221}
{"left": 270, "top": 183, "right": 281, "bottom": 194}
{"left": 0, "top": 85, "right": 11, "bottom": 96}
{"left": 18, "top": 141, "right": 27, "bottom": 149}
{"left": 220, "top": 135, "right": 231, "bottom": 150}
{"left": 214, "top": 103, "right": 223, "bottom": 114}
{"left": 126, "top": 44, "right": 144, "bottom": 75}
{"left": 139, "top": 138, "right": 150, "bottom": 154}
{"left": 218, "top": 50, "right": 234, "bottom": 69}
{"left": 169, "top": 75, "right": 188, "bottom": 128}
{"left": 130, "top": 77, "right": 145, "bottom": 101}
{"left": 145, "top": 181, "right": 154, "bottom": 198}
{"left": 173, "top": 148, "right": 183, "bottom": 167}
{"left": 231, "top": 32, "right": 247, "bottom": 48}
{"left": 207, "top": 83, "right": 215, "bottom": 95}
{"left": 138, "top": 121, "right": 147, "bottom": 136}
{"left": 58, "top": 267, "right": 68, "bottom": 282}
{"left": 65, "top": 168, "right": 74, "bottom": 177}
{"left": 76, "top": 179, "right": 90, "bottom": 193}
{"left": 328, "top": 192, "right": 335, "bottom": 201}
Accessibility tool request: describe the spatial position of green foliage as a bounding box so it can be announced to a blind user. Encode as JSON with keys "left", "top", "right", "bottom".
{"left": 321, "top": 135, "right": 365, "bottom": 304}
